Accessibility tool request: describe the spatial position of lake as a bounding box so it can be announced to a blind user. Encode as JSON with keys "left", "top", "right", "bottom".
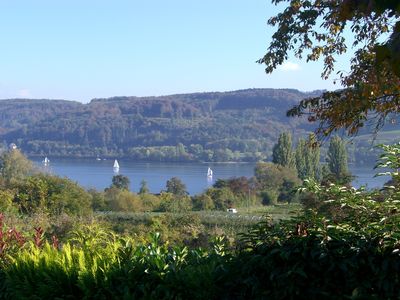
{"left": 31, "top": 158, "right": 390, "bottom": 195}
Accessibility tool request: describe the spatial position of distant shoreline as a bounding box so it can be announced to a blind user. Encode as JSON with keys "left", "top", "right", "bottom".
{"left": 28, "top": 156, "right": 257, "bottom": 164}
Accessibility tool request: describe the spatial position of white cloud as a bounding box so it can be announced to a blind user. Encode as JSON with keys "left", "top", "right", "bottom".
{"left": 17, "top": 89, "right": 32, "bottom": 98}
{"left": 278, "top": 61, "right": 301, "bottom": 72}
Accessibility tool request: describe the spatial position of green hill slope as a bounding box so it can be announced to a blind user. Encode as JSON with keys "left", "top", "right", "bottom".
{"left": 0, "top": 89, "right": 317, "bottom": 161}
{"left": 0, "top": 88, "right": 396, "bottom": 162}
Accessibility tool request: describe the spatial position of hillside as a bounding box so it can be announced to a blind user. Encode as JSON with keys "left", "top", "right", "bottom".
{"left": 0, "top": 88, "right": 396, "bottom": 162}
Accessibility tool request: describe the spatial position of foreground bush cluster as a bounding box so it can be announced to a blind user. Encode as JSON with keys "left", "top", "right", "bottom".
{"left": 1, "top": 187, "right": 400, "bottom": 299}
{"left": 0, "top": 143, "right": 398, "bottom": 299}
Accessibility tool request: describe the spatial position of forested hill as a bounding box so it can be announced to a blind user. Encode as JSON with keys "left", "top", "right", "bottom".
{"left": 0, "top": 89, "right": 322, "bottom": 161}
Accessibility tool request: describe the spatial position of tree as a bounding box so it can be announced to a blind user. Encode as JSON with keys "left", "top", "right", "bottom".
{"left": 259, "top": 1, "right": 400, "bottom": 137}
{"left": 306, "top": 134, "right": 321, "bottom": 180}
{"left": 255, "top": 162, "right": 301, "bottom": 204}
{"left": 159, "top": 192, "right": 192, "bottom": 213}
{"left": 272, "top": 132, "right": 294, "bottom": 168}
{"left": 0, "top": 149, "right": 33, "bottom": 184}
{"left": 165, "top": 177, "right": 188, "bottom": 197}
{"left": 13, "top": 174, "right": 92, "bottom": 216}
{"left": 326, "top": 136, "right": 350, "bottom": 183}
{"left": 295, "top": 139, "right": 307, "bottom": 180}
{"left": 88, "top": 189, "right": 107, "bottom": 211}
{"left": 110, "top": 174, "right": 130, "bottom": 190}
{"left": 104, "top": 188, "right": 142, "bottom": 212}
{"left": 295, "top": 134, "right": 321, "bottom": 180}
{"left": 192, "top": 194, "right": 215, "bottom": 211}
{"left": 139, "top": 179, "right": 150, "bottom": 194}
{"left": 205, "top": 187, "right": 234, "bottom": 210}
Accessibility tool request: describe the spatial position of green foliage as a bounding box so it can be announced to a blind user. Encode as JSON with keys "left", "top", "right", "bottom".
{"left": 255, "top": 162, "right": 301, "bottom": 203}
{"left": 11, "top": 174, "right": 92, "bottom": 216}
{"left": 0, "top": 150, "right": 33, "bottom": 185}
{"left": 260, "top": 0, "right": 400, "bottom": 137}
{"left": 295, "top": 134, "right": 321, "bottom": 180}
{"left": 159, "top": 192, "right": 192, "bottom": 213}
{"left": 88, "top": 188, "right": 107, "bottom": 211}
{"left": 104, "top": 188, "right": 142, "bottom": 212}
{"left": 260, "top": 190, "right": 278, "bottom": 205}
{"left": 0, "top": 89, "right": 321, "bottom": 162}
{"left": 139, "top": 193, "right": 161, "bottom": 212}
{"left": 139, "top": 179, "right": 150, "bottom": 194}
{"left": 376, "top": 142, "right": 400, "bottom": 186}
{"left": 1, "top": 144, "right": 400, "bottom": 299}
{"left": 3, "top": 176, "right": 400, "bottom": 300}
{"left": 0, "top": 190, "right": 17, "bottom": 214}
{"left": 110, "top": 174, "right": 130, "bottom": 190}
{"left": 192, "top": 194, "right": 215, "bottom": 211}
{"left": 0, "top": 220, "right": 231, "bottom": 299}
{"left": 165, "top": 177, "right": 188, "bottom": 197}
{"left": 326, "top": 136, "right": 351, "bottom": 184}
{"left": 205, "top": 187, "right": 235, "bottom": 210}
{"left": 272, "top": 131, "right": 294, "bottom": 168}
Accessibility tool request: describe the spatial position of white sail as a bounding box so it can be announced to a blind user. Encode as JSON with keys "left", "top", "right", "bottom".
{"left": 207, "top": 167, "right": 213, "bottom": 177}
{"left": 43, "top": 157, "right": 50, "bottom": 166}
{"left": 113, "top": 159, "right": 120, "bottom": 171}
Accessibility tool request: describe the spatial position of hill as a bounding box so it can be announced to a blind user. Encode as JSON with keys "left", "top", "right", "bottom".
{"left": 0, "top": 88, "right": 396, "bottom": 162}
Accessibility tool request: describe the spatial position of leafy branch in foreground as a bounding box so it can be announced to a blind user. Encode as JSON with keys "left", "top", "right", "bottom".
{"left": 260, "top": 0, "right": 400, "bottom": 137}
{"left": 375, "top": 142, "right": 400, "bottom": 187}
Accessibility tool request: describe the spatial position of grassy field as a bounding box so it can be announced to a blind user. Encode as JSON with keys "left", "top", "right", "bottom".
{"left": 95, "top": 203, "right": 303, "bottom": 245}
{"left": 96, "top": 203, "right": 302, "bottom": 225}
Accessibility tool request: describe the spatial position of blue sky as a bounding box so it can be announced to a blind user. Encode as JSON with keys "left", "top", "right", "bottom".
{"left": 0, "top": 1, "right": 346, "bottom": 102}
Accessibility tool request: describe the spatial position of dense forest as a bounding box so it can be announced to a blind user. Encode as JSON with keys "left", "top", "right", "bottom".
{"left": 0, "top": 88, "right": 396, "bottom": 163}
{"left": 0, "top": 89, "right": 321, "bottom": 161}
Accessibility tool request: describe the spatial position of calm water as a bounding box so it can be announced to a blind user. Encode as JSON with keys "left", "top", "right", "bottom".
{"left": 31, "top": 158, "right": 390, "bottom": 195}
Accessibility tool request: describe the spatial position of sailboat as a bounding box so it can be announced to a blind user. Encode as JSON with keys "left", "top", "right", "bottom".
{"left": 113, "top": 159, "right": 120, "bottom": 172}
{"left": 42, "top": 157, "right": 50, "bottom": 166}
{"left": 207, "top": 167, "right": 213, "bottom": 178}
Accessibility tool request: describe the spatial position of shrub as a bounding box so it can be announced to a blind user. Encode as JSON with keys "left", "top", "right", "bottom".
{"left": 140, "top": 193, "right": 161, "bottom": 212}
{"left": 205, "top": 187, "right": 234, "bottom": 210}
{"left": 192, "top": 194, "right": 215, "bottom": 211}
{"left": 13, "top": 174, "right": 92, "bottom": 216}
{"left": 104, "top": 188, "right": 142, "bottom": 212}
{"left": 159, "top": 192, "right": 192, "bottom": 213}
{"left": 260, "top": 190, "right": 278, "bottom": 205}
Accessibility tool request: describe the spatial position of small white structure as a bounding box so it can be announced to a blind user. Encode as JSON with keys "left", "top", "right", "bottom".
{"left": 227, "top": 208, "right": 237, "bottom": 214}
{"left": 207, "top": 167, "right": 213, "bottom": 178}
{"left": 9, "top": 143, "right": 17, "bottom": 150}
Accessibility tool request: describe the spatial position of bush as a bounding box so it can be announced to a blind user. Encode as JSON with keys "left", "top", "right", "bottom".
{"left": 13, "top": 174, "right": 92, "bottom": 216}
{"left": 159, "top": 192, "right": 192, "bottom": 213}
{"left": 140, "top": 193, "right": 161, "bottom": 212}
{"left": 104, "top": 188, "right": 142, "bottom": 212}
{"left": 260, "top": 190, "right": 278, "bottom": 205}
{"left": 255, "top": 162, "right": 300, "bottom": 192}
{"left": 192, "top": 194, "right": 215, "bottom": 211}
{"left": 205, "top": 187, "right": 234, "bottom": 210}
{"left": 1, "top": 143, "right": 400, "bottom": 299}
{"left": 88, "top": 188, "right": 107, "bottom": 211}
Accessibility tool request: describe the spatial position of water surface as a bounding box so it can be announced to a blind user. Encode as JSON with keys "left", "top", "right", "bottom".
{"left": 31, "top": 158, "right": 390, "bottom": 195}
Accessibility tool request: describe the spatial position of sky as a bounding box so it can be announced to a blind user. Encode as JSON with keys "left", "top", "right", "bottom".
{"left": 0, "top": 1, "right": 349, "bottom": 103}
